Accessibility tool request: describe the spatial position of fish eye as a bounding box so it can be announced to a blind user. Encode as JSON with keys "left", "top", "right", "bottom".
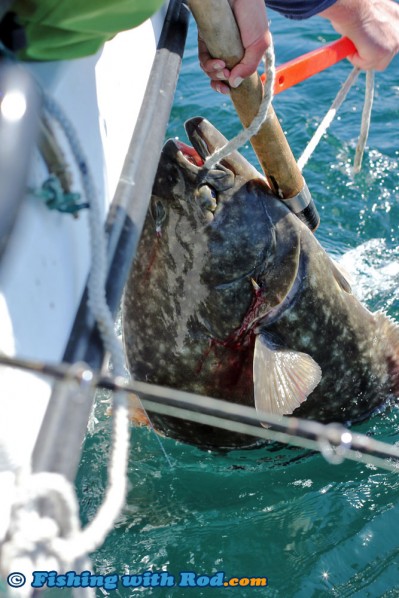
{"left": 196, "top": 184, "right": 218, "bottom": 212}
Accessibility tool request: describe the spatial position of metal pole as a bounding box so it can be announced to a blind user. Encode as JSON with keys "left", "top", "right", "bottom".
{"left": 63, "top": 0, "right": 189, "bottom": 369}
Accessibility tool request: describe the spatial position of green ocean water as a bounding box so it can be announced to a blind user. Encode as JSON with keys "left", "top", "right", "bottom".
{"left": 76, "top": 12, "right": 399, "bottom": 597}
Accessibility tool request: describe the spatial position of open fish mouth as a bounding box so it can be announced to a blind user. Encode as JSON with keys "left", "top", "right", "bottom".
{"left": 174, "top": 137, "right": 219, "bottom": 220}
{"left": 160, "top": 118, "right": 239, "bottom": 221}
{"left": 166, "top": 117, "right": 263, "bottom": 183}
{"left": 165, "top": 117, "right": 218, "bottom": 173}
{"left": 163, "top": 116, "right": 234, "bottom": 176}
{"left": 175, "top": 141, "right": 205, "bottom": 167}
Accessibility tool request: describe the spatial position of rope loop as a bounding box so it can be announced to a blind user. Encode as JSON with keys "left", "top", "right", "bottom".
{"left": 1, "top": 470, "right": 90, "bottom": 597}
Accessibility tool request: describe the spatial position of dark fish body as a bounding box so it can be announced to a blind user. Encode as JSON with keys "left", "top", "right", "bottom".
{"left": 122, "top": 118, "right": 399, "bottom": 450}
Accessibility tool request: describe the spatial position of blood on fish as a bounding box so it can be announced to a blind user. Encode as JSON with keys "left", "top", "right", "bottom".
{"left": 145, "top": 234, "right": 162, "bottom": 279}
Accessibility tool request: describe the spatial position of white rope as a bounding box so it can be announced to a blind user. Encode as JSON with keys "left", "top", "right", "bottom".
{"left": 0, "top": 94, "right": 131, "bottom": 594}
{"left": 203, "top": 45, "right": 373, "bottom": 182}
{"left": 297, "top": 67, "right": 360, "bottom": 172}
{"left": 202, "top": 38, "right": 276, "bottom": 171}
{"left": 298, "top": 68, "right": 375, "bottom": 174}
{"left": 353, "top": 70, "right": 375, "bottom": 173}
{"left": 42, "top": 93, "right": 130, "bottom": 558}
{"left": 1, "top": 471, "right": 95, "bottom": 598}
{"left": 31, "top": 92, "right": 172, "bottom": 562}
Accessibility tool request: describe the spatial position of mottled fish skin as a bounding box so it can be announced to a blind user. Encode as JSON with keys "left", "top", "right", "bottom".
{"left": 122, "top": 117, "right": 399, "bottom": 450}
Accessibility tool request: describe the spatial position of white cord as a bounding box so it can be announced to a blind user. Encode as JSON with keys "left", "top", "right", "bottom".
{"left": 203, "top": 46, "right": 373, "bottom": 182}
{"left": 353, "top": 70, "right": 375, "bottom": 173}
{"left": 41, "top": 94, "right": 130, "bottom": 557}
{"left": 202, "top": 38, "right": 276, "bottom": 171}
{"left": 0, "top": 94, "right": 130, "bottom": 594}
{"left": 297, "top": 67, "right": 360, "bottom": 172}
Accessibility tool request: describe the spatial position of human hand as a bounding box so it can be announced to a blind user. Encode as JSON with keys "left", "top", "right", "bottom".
{"left": 198, "top": 0, "right": 271, "bottom": 94}
{"left": 320, "top": 0, "right": 399, "bottom": 71}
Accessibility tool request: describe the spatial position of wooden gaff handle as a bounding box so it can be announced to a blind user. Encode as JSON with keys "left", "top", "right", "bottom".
{"left": 188, "top": 0, "right": 304, "bottom": 199}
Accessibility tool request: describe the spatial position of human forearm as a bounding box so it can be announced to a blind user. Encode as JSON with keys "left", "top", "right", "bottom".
{"left": 319, "top": 0, "right": 399, "bottom": 70}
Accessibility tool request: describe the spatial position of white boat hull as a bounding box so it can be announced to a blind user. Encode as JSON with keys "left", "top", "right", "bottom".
{"left": 0, "top": 5, "right": 168, "bottom": 470}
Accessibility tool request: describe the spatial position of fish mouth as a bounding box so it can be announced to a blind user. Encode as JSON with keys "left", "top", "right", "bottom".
{"left": 160, "top": 117, "right": 264, "bottom": 221}
{"left": 162, "top": 117, "right": 228, "bottom": 173}
{"left": 174, "top": 140, "right": 205, "bottom": 168}
{"left": 161, "top": 118, "right": 237, "bottom": 220}
{"left": 163, "top": 117, "right": 262, "bottom": 184}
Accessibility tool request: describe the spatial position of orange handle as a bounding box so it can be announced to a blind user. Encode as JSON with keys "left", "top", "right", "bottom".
{"left": 261, "top": 37, "right": 356, "bottom": 94}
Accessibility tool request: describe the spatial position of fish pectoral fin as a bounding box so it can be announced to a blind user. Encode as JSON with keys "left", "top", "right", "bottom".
{"left": 253, "top": 334, "right": 322, "bottom": 426}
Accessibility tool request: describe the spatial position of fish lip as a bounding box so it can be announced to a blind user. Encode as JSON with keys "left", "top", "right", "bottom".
{"left": 163, "top": 117, "right": 235, "bottom": 175}
{"left": 185, "top": 117, "right": 214, "bottom": 161}
{"left": 184, "top": 117, "right": 241, "bottom": 179}
{"left": 175, "top": 140, "right": 205, "bottom": 167}
{"left": 161, "top": 138, "right": 203, "bottom": 176}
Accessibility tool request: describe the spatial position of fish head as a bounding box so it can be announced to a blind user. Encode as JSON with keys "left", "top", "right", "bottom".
{"left": 150, "top": 117, "right": 301, "bottom": 338}
{"left": 153, "top": 116, "right": 272, "bottom": 239}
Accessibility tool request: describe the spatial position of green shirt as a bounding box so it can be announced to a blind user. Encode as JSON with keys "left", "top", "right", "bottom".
{"left": 13, "top": 0, "right": 165, "bottom": 61}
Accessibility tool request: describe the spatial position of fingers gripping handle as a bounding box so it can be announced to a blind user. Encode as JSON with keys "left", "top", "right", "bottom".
{"left": 188, "top": 0, "right": 320, "bottom": 231}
